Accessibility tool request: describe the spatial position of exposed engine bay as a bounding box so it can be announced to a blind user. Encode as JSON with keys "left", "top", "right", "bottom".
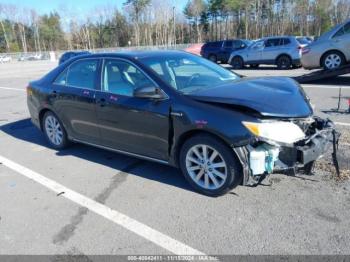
{"left": 234, "top": 117, "right": 340, "bottom": 186}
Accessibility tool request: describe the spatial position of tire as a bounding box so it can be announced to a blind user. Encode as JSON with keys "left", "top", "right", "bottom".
{"left": 42, "top": 111, "right": 69, "bottom": 150}
{"left": 276, "top": 55, "right": 292, "bottom": 69}
{"left": 179, "top": 134, "right": 242, "bottom": 197}
{"left": 322, "top": 51, "right": 345, "bottom": 70}
{"left": 231, "top": 56, "right": 244, "bottom": 69}
{"left": 250, "top": 64, "right": 259, "bottom": 69}
{"left": 208, "top": 54, "right": 217, "bottom": 63}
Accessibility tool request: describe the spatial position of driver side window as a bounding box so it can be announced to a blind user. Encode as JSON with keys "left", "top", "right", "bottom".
{"left": 252, "top": 40, "right": 264, "bottom": 49}
{"left": 102, "top": 59, "right": 154, "bottom": 97}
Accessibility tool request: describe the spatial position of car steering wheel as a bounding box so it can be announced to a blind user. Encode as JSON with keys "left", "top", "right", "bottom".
{"left": 185, "top": 73, "right": 201, "bottom": 88}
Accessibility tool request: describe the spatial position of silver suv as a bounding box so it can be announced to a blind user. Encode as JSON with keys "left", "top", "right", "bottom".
{"left": 301, "top": 19, "right": 350, "bottom": 70}
{"left": 228, "top": 36, "right": 303, "bottom": 69}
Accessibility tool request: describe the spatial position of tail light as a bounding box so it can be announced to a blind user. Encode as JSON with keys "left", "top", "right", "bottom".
{"left": 302, "top": 47, "right": 311, "bottom": 55}
{"left": 26, "top": 85, "right": 33, "bottom": 96}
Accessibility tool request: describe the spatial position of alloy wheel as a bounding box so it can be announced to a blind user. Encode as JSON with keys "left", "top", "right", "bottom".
{"left": 44, "top": 115, "right": 63, "bottom": 146}
{"left": 185, "top": 144, "right": 227, "bottom": 190}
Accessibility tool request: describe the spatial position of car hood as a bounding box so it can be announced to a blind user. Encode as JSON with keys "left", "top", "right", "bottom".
{"left": 189, "top": 77, "right": 313, "bottom": 118}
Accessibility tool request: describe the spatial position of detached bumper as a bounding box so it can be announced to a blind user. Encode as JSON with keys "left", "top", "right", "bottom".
{"left": 278, "top": 124, "right": 336, "bottom": 168}
{"left": 234, "top": 118, "right": 339, "bottom": 186}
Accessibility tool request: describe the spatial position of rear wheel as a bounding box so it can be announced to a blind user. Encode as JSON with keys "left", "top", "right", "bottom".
{"left": 322, "top": 51, "right": 345, "bottom": 70}
{"left": 208, "top": 54, "right": 217, "bottom": 63}
{"left": 179, "top": 134, "right": 241, "bottom": 196}
{"left": 231, "top": 56, "right": 244, "bottom": 69}
{"left": 276, "top": 55, "right": 292, "bottom": 69}
{"left": 42, "top": 111, "right": 69, "bottom": 150}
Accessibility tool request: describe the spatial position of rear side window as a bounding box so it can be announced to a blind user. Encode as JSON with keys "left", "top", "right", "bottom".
{"left": 224, "top": 41, "right": 233, "bottom": 47}
{"left": 265, "top": 38, "right": 281, "bottom": 47}
{"left": 233, "top": 40, "right": 243, "bottom": 48}
{"left": 54, "top": 59, "right": 99, "bottom": 89}
{"left": 282, "top": 38, "right": 291, "bottom": 45}
{"left": 206, "top": 41, "right": 222, "bottom": 48}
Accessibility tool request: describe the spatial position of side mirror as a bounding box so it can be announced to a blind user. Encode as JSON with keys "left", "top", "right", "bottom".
{"left": 133, "top": 86, "right": 166, "bottom": 100}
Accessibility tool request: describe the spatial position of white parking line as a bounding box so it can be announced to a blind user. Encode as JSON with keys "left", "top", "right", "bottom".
{"left": 0, "top": 155, "right": 205, "bottom": 255}
{"left": 0, "top": 86, "right": 25, "bottom": 92}
{"left": 302, "top": 84, "right": 350, "bottom": 89}
{"left": 335, "top": 122, "right": 350, "bottom": 127}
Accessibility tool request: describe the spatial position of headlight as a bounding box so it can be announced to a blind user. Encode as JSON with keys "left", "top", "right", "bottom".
{"left": 242, "top": 121, "right": 305, "bottom": 145}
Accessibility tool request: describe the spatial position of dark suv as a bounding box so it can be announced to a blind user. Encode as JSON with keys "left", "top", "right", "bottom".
{"left": 200, "top": 39, "right": 252, "bottom": 63}
{"left": 59, "top": 51, "right": 90, "bottom": 65}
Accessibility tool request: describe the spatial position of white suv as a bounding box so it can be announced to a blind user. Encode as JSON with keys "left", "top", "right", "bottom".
{"left": 229, "top": 36, "right": 303, "bottom": 69}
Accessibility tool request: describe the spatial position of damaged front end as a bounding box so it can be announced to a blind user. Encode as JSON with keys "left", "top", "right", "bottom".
{"left": 234, "top": 117, "right": 340, "bottom": 186}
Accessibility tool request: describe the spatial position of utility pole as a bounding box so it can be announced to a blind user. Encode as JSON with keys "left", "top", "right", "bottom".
{"left": 173, "top": 6, "right": 176, "bottom": 48}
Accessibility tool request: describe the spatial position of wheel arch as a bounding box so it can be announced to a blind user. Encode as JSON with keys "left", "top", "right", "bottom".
{"left": 231, "top": 55, "right": 244, "bottom": 62}
{"left": 173, "top": 129, "right": 241, "bottom": 168}
{"left": 320, "top": 49, "right": 346, "bottom": 67}
{"left": 275, "top": 53, "right": 292, "bottom": 64}
{"left": 38, "top": 108, "right": 51, "bottom": 131}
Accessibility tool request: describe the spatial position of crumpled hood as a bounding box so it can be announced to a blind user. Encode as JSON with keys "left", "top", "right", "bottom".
{"left": 189, "top": 77, "right": 313, "bottom": 118}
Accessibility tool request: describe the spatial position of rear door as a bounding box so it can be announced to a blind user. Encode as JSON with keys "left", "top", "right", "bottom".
{"left": 245, "top": 40, "right": 264, "bottom": 63}
{"left": 94, "top": 58, "right": 170, "bottom": 160}
{"left": 332, "top": 22, "right": 350, "bottom": 60}
{"left": 51, "top": 58, "right": 101, "bottom": 144}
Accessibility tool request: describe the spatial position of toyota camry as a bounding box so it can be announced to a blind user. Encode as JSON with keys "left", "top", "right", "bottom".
{"left": 27, "top": 51, "right": 337, "bottom": 196}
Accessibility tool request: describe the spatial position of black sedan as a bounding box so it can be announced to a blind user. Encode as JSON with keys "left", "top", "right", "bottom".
{"left": 27, "top": 51, "right": 336, "bottom": 196}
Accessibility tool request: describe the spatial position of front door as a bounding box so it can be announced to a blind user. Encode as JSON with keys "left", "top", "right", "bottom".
{"left": 95, "top": 58, "right": 170, "bottom": 160}
{"left": 51, "top": 58, "right": 101, "bottom": 144}
{"left": 246, "top": 40, "right": 264, "bottom": 63}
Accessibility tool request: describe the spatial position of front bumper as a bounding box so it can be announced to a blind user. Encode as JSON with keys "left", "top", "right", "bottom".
{"left": 234, "top": 117, "right": 339, "bottom": 186}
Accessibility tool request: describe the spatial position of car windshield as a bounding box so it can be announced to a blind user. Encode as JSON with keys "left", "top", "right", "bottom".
{"left": 139, "top": 54, "right": 239, "bottom": 94}
{"left": 243, "top": 40, "right": 253, "bottom": 47}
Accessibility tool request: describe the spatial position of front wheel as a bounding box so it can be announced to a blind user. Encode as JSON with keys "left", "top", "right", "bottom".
{"left": 208, "top": 54, "right": 217, "bottom": 63}
{"left": 231, "top": 56, "right": 244, "bottom": 69}
{"left": 179, "top": 134, "right": 242, "bottom": 196}
{"left": 42, "top": 111, "right": 70, "bottom": 150}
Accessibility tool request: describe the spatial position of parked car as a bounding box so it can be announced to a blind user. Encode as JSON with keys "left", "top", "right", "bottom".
{"left": 184, "top": 43, "right": 204, "bottom": 56}
{"left": 0, "top": 55, "right": 12, "bottom": 63}
{"left": 200, "top": 39, "right": 252, "bottom": 63}
{"left": 301, "top": 19, "right": 350, "bottom": 70}
{"left": 229, "top": 36, "right": 303, "bottom": 69}
{"left": 27, "top": 51, "right": 336, "bottom": 196}
{"left": 18, "top": 54, "right": 43, "bottom": 61}
{"left": 59, "top": 51, "right": 90, "bottom": 65}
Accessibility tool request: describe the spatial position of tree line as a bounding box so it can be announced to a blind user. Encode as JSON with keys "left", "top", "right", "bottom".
{"left": 0, "top": 0, "right": 349, "bottom": 53}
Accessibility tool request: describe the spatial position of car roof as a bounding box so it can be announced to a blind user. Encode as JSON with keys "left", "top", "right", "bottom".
{"left": 68, "top": 50, "right": 189, "bottom": 61}
{"left": 262, "top": 36, "right": 295, "bottom": 40}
